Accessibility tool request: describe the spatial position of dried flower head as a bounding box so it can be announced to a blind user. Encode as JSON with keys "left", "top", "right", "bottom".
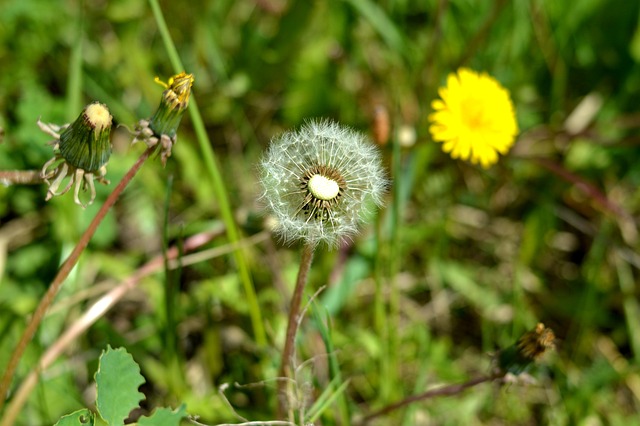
{"left": 428, "top": 68, "right": 519, "bottom": 168}
{"left": 259, "top": 119, "right": 387, "bottom": 248}
{"left": 39, "top": 102, "right": 113, "bottom": 207}
{"left": 133, "top": 71, "right": 194, "bottom": 165}
{"left": 496, "top": 323, "right": 556, "bottom": 375}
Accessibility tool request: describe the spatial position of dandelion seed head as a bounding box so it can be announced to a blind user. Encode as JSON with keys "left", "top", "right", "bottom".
{"left": 259, "top": 119, "right": 387, "bottom": 248}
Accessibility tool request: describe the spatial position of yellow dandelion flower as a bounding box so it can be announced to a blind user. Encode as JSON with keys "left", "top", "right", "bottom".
{"left": 428, "top": 68, "right": 519, "bottom": 168}
{"left": 133, "top": 72, "right": 194, "bottom": 166}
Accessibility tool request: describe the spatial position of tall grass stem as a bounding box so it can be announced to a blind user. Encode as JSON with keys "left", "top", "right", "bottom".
{"left": 148, "top": 0, "right": 266, "bottom": 347}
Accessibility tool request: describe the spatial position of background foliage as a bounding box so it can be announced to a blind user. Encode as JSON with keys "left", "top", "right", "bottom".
{"left": 1, "top": 0, "right": 640, "bottom": 424}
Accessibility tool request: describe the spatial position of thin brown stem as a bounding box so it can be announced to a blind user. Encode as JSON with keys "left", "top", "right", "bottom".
{"left": 0, "top": 230, "right": 219, "bottom": 426}
{"left": 360, "top": 372, "right": 505, "bottom": 425}
{"left": 0, "top": 145, "right": 155, "bottom": 412}
{"left": 277, "top": 242, "right": 315, "bottom": 418}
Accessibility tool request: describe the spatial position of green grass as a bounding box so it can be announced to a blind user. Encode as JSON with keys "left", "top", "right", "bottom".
{"left": 1, "top": 0, "right": 640, "bottom": 424}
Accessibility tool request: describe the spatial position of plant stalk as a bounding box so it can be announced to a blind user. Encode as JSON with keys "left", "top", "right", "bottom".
{"left": 360, "top": 372, "right": 505, "bottom": 424}
{"left": 148, "top": 0, "right": 266, "bottom": 347}
{"left": 0, "top": 230, "right": 219, "bottom": 426}
{"left": 0, "top": 145, "right": 155, "bottom": 413}
{"left": 278, "top": 242, "right": 315, "bottom": 417}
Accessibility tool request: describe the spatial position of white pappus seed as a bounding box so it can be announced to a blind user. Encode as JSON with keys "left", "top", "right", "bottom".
{"left": 259, "top": 119, "right": 388, "bottom": 248}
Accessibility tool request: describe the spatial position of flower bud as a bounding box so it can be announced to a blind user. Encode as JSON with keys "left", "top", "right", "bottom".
{"left": 149, "top": 72, "right": 194, "bottom": 139}
{"left": 39, "top": 102, "right": 113, "bottom": 207}
{"left": 59, "top": 102, "right": 112, "bottom": 172}
{"left": 133, "top": 72, "right": 194, "bottom": 165}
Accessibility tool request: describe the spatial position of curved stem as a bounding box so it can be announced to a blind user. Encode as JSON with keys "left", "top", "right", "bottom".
{"left": 0, "top": 145, "right": 155, "bottom": 413}
{"left": 277, "top": 243, "right": 315, "bottom": 418}
{"left": 0, "top": 230, "right": 218, "bottom": 426}
{"left": 360, "top": 372, "right": 505, "bottom": 424}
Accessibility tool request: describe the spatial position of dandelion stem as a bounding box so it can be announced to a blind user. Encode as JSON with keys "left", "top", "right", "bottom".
{"left": 0, "top": 230, "right": 219, "bottom": 426}
{"left": 0, "top": 145, "right": 155, "bottom": 413}
{"left": 278, "top": 242, "right": 315, "bottom": 417}
{"left": 359, "top": 372, "right": 505, "bottom": 424}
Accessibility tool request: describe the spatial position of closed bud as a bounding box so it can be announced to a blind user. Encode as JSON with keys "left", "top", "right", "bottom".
{"left": 133, "top": 72, "right": 194, "bottom": 165}
{"left": 39, "top": 102, "right": 113, "bottom": 207}
{"left": 150, "top": 72, "right": 194, "bottom": 139}
{"left": 59, "top": 102, "right": 112, "bottom": 172}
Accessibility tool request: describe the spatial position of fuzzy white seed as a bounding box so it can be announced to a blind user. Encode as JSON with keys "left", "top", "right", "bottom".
{"left": 259, "top": 119, "right": 387, "bottom": 248}
{"left": 308, "top": 174, "right": 340, "bottom": 201}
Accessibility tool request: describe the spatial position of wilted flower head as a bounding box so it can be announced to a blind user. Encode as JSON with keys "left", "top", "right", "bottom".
{"left": 259, "top": 119, "right": 387, "bottom": 248}
{"left": 39, "top": 102, "right": 113, "bottom": 207}
{"left": 133, "top": 71, "right": 194, "bottom": 165}
{"left": 497, "top": 323, "right": 556, "bottom": 375}
{"left": 428, "top": 68, "right": 519, "bottom": 168}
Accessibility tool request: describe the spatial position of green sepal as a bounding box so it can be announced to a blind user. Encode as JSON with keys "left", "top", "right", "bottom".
{"left": 149, "top": 91, "right": 187, "bottom": 139}
{"left": 496, "top": 344, "right": 534, "bottom": 375}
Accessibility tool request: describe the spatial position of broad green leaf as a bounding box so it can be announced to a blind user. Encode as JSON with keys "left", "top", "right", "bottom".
{"left": 95, "top": 346, "right": 146, "bottom": 425}
{"left": 54, "top": 409, "right": 94, "bottom": 426}
{"left": 137, "top": 404, "right": 188, "bottom": 426}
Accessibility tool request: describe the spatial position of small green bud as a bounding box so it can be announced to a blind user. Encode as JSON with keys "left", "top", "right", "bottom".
{"left": 149, "top": 72, "right": 194, "bottom": 139}
{"left": 59, "top": 102, "right": 112, "bottom": 172}
{"left": 39, "top": 102, "right": 113, "bottom": 207}
{"left": 132, "top": 72, "right": 194, "bottom": 166}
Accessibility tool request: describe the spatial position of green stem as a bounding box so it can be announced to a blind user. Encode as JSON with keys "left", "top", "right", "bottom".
{"left": 162, "top": 175, "right": 179, "bottom": 361}
{"left": 374, "top": 213, "right": 390, "bottom": 401}
{"left": 388, "top": 136, "right": 402, "bottom": 397}
{"left": 0, "top": 146, "right": 156, "bottom": 414}
{"left": 278, "top": 242, "right": 316, "bottom": 418}
{"left": 148, "top": 0, "right": 266, "bottom": 347}
{"left": 66, "top": 0, "right": 84, "bottom": 121}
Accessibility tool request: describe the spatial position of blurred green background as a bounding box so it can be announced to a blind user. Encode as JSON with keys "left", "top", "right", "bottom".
{"left": 1, "top": 0, "right": 640, "bottom": 424}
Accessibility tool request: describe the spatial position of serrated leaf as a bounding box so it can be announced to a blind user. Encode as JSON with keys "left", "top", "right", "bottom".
{"left": 137, "top": 404, "right": 187, "bottom": 426}
{"left": 95, "top": 346, "right": 146, "bottom": 425}
{"left": 54, "top": 409, "right": 95, "bottom": 426}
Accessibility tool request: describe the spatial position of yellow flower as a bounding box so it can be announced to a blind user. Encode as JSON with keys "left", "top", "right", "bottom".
{"left": 133, "top": 72, "right": 194, "bottom": 166}
{"left": 428, "top": 68, "right": 519, "bottom": 168}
